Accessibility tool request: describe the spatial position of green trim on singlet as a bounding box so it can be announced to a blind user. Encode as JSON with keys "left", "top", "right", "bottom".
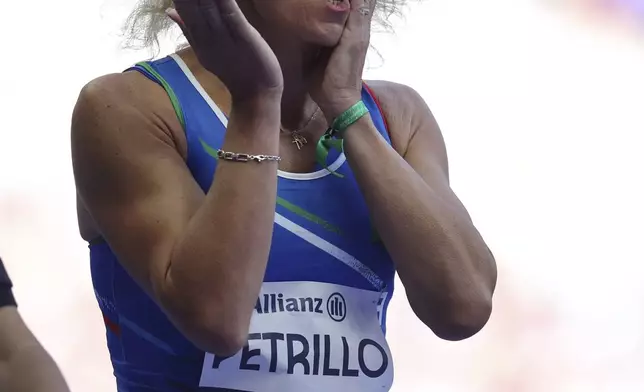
{"left": 137, "top": 62, "right": 362, "bottom": 242}
{"left": 136, "top": 62, "right": 186, "bottom": 129}
{"left": 275, "top": 197, "right": 343, "bottom": 236}
{"left": 199, "top": 137, "right": 343, "bottom": 236}
{"left": 199, "top": 137, "right": 219, "bottom": 159}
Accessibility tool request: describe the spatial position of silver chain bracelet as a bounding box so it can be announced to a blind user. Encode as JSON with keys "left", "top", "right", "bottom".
{"left": 216, "top": 149, "right": 281, "bottom": 163}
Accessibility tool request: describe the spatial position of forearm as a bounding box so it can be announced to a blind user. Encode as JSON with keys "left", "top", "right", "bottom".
{"left": 166, "top": 96, "right": 281, "bottom": 352}
{"left": 343, "top": 117, "right": 496, "bottom": 337}
{"left": 0, "top": 307, "right": 69, "bottom": 392}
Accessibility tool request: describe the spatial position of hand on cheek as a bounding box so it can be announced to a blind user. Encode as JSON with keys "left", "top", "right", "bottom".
{"left": 311, "top": 0, "right": 376, "bottom": 121}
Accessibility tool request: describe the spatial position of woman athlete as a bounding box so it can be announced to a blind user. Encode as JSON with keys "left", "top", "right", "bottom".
{"left": 71, "top": 0, "right": 497, "bottom": 390}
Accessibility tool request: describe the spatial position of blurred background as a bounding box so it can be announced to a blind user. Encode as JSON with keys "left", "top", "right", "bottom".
{"left": 1, "top": 0, "right": 643, "bottom": 391}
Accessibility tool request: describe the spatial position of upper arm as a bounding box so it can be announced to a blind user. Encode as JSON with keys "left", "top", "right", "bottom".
{"left": 71, "top": 73, "right": 204, "bottom": 302}
{"left": 367, "top": 81, "right": 450, "bottom": 190}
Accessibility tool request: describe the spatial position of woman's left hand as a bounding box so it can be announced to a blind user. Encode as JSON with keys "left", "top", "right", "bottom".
{"left": 310, "top": 0, "right": 376, "bottom": 122}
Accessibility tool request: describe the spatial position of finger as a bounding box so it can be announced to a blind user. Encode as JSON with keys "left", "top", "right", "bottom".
{"left": 165, "top": 7, "right": 191, "bottom": 40}
{"left": 213, "top": 0, "right": 255, "bottom": 40}
{"left": 338, "top": 0, "right": 374, "bottom": 53}
{"left": 369, "top": 0, "right": 377, "bottom": 19}
{"left": 166, "top": 7, "right": 195, "bottom": 45}
{"left": 172, "top": 0, "right": 221, "bottom": 26}
{"left": 172, "top": 0, "right": 224, "bottom": 48}
{"left": 345, "top": 0, "right": 376, "bottom": 32}
{"left": 215, "top": 0, "right": 245, "bottom": 20}
{"left": 165, "top": 7, "right": 184, "bottom": 27}
{"left": 174, "top": 0, "right": 251, "bottom": 43}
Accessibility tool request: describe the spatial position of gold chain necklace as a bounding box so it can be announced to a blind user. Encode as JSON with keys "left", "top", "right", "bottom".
{"left": 280, "top": 106, "right": 320, "bottom": 150}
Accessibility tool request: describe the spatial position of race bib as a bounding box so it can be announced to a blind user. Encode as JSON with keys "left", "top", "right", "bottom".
{"left": 199, "top": 281, "right": 393, "bottom": 391}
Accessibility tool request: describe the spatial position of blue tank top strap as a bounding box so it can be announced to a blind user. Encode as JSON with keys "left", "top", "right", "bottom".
{"left": 124, "top": 64, "right": 159, "bottom": 85}
{"left": 361, "top": 82, "right": 391, "bottom": 145}
{"left": 125, "top": 58, "right": 190, "bottom": 129}
{"left": 124, "top": 56, "right": 229, "bottom": 181}
{"left": 126, "top": 57, "right": 393, "bottom": 150}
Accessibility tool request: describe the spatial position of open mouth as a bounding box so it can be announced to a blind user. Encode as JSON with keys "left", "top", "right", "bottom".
{"left": 327, "top": 0, "right": 351, "bottom": 12}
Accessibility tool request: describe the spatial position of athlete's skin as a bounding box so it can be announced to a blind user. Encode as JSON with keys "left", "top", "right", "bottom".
{"left": 73, "top": 0, "right": 497, "bottom": 356}
{"left": 0, "top": 260, "right": 69, "bottom": 392}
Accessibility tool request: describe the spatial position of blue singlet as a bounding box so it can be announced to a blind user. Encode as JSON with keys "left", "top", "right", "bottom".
{"left": 90, "top": 53, "right": 397, "bottom": 391}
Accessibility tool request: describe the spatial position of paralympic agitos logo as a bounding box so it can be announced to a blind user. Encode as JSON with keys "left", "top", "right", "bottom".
{"left": 255, "top": 292, "right": 347, "bottom": 322}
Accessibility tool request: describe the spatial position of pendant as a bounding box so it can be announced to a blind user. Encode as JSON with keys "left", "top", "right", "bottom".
{"left": 292, "top": 131, "right": 308, "bottom": 150}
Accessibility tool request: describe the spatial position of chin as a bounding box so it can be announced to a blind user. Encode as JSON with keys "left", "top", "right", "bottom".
{"left": 301, "top": 23, "right": 345, "bottom": 47}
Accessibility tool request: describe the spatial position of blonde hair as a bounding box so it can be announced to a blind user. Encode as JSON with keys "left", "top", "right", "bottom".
{"left": 123, "top": 0, "right": 406, "bottom": 52}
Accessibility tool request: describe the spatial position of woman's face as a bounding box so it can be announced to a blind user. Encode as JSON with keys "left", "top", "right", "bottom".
{"left": 245, "top": 0, "right": 353, "bottom": 46}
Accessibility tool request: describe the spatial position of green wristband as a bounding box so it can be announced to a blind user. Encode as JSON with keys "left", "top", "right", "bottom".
{"left": 316, "top": 135, "right": 344, "bottom": 178}
{"left": 316, "top": 101, "right": 370, "bottom": 177}
{"left": 331, "top": 101, "right": 370, "bottom": 136}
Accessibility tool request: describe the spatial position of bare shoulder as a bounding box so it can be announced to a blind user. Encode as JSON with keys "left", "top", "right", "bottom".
{"left": 77, "top": 71, "right": 163, "bottom": 113}
{"left": 364, "top": 80, "right": 440, "bottom": 156}
{"left": 72, "top": 71, "right": 185, "bottom": 157}
{"left": 72, "top": 72, "right": 188, "bottom": 241}
{"left": 365, "top": 80, "right": 448, "bottom": 177}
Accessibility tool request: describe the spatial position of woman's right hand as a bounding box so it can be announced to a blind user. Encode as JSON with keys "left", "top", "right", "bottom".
{"left": 168, "top": 0, "right": 283, "bottom": 102}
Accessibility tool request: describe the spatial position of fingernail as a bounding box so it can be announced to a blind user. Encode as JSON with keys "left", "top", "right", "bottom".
{"left": 165, "top": 7, "right": 184, "bottom": 25}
